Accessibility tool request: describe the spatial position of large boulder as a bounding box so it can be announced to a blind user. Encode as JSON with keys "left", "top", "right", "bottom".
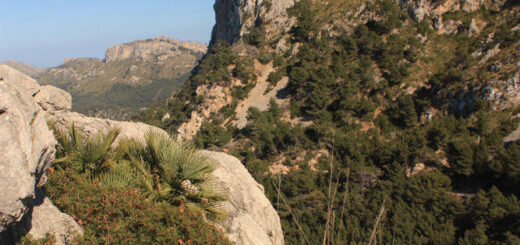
{"left": 0, "top": 66, "right": 82, "bottom": 244}
{"left": 33, "top": 85, "right": 72, "bottom": 115}
{"left": 27, "top": 189, "right": 82, "bottom": 244}
{"left": 50, "top": 111, "right": 166, "bottom": 145}
{"left": 0, "top": 73, "right": 54, "bottom": 234}
{"left": 0, "top": 65, "right": 40, "bottom": 95}
{"left": 200, "top": 151, "right": 284, "bottom": 245}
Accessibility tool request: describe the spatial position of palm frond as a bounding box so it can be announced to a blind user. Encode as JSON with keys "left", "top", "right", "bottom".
{"left": 52, "top": 127, "right": 228, "bottom": 220}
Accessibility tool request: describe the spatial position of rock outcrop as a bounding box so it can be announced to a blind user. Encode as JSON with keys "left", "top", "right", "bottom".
{"left": 0, "top": 65, "right": 82, "bottom": 244}
{"left": 485, "top": 72, "right": 520, "bottom": 110}
{"left": 33, "top": 85, "right": 72, "bottom": 115}
{"left": 200, "top": 151, "right": 284, "bottom": 245}
{"left": 0, "top": 65, "right": 41, "bottom": 95}
{"left": 51, "top": 111, "right": 165, "bottom": 145}
{"left": 211, "top": 0, "right": 296, "bottom": 45}
{"left": 26, "top": 189, "right": 83, "bottom": 244}
{"left": 104, "top": 36, "right": 207, "bottom": 63}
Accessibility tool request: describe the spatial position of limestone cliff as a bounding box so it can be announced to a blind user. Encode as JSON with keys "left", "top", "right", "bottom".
{"left": 105, "top": 36, "right": 207, "bottom": 63}
{"left": 211, "top": 0, "right": 297, "bottom": 46}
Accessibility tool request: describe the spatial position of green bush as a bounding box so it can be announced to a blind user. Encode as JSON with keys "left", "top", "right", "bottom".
{"left": 50, "top": 124, "right": 228, "bottom": 225}
{"left": 267, "top": 70, "right": 284, "bottom": 86}
{"left": 195, "top": 120, "right": 233, "bottom": 149}
{"left": 191, "top": 41, "right": 236, "bottom": 85}
{"left": 44, "top": 168, "right": 231, "bottom": 244}
{"left": 233, "top": 58, "right": 256, "bottom": 82}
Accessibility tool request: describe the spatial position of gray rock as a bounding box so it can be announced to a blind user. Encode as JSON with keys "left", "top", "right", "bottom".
{"left": 0, "top": 65, "right": 82, "bottom": 244}
{"left": 0, "top": 64, "right": 40, "bottom": 96}
{"left": 463, "top": 0, "right": 482, "bottom": 12}
{"left": 211, "top": 0, "right": 296, "bottom": 47}
{"left": 505, "top": 124, "right": 520, "bottom": 143}
{"left": 33, "top": 85, "right": 72, "bottom": 115}
{"left": 484, "top": 72, "right": 520, "bottom": 110}
{"left": 50, "top": 111, "right": 166, "bottom": 145}
{"left": 200, "top": 151, "right": 284, "bottom": 245}
{"left": 0, "top": 79, "right": 55, "bottom": 233}
{"left": 27, "top": 189, "right": 83, "bottom": 245}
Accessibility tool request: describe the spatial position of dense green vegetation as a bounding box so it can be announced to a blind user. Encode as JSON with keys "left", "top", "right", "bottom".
{"left": 29, "top": 124, "right": 230, "bottom": 244}
{"left": 136, "top": 0, "right": 520, "bottom": 244}
{"left": 72, "top": 76, "right": 188, "bottom": 120}
{"left": 134, "top": 42, "right": 256, "bottom": 133}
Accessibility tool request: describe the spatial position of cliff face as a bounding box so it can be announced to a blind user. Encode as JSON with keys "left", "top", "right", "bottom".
{"left": 211, "top": 0, "right": 296, "bottom": 45}
{"left": 105, "top": 36, "right": 207, "bottom": 63}
{"left": 36, "top": 37, "right": 207, "bottom": 120}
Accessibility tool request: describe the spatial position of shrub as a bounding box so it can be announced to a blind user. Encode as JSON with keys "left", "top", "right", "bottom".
{"left": 244, "top": 25, "right": 267, "bottom": 47}
{"left": 52, "top": 123, "right": 122, "bottom": 174}
{"left": 195, "top": 121, "right": 233, "bottom": 149}
{"left": 44, "top": 168, "right": 231, "bottom": 244}
{"left": 233, "top": 58, "right": 256, "bottom": 82}
{"left": 51, "top": 125, "right": 227, "bottom": 221}
{"left": 267, "top": 70, "right": 284, "bottom": 86}
{"left": 111, "top": 132, "right": 227, "bottom": 221}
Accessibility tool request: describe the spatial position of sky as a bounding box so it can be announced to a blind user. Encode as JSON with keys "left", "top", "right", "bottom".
{"left": 0, "top": 0, "right": 215, "bottom": 68}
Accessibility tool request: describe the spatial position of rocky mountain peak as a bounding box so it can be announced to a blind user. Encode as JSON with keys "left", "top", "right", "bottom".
{"left": 104, "top": 36, "right": 207, "bottom": 63}
{"left": 211, "top": 0, "right": 297, "bottom": 45}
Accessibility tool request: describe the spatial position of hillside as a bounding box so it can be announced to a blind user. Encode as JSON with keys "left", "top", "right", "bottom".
{"left": 37, "top": 37, "right": 207, "bottom": 120}
{"left": 137, "top": 0, "right": 520, "bottom": 244}
{"left": 0, "top": 60, "right": 46, "bottom": 77}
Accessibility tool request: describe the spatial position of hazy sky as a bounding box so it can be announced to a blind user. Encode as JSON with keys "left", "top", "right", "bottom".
{"left": 0, "top": 0, "right": 215, "bottom": 67}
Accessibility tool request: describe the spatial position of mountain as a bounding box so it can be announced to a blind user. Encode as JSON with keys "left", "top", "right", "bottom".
{"left": 37, "top": 37, "right": 207, "bottom": 120}
{"left": 0, "top": 60, "right": 47, "bottom": 77}
{"left": 136, "top": 0, "right": 520, "bottom": 244}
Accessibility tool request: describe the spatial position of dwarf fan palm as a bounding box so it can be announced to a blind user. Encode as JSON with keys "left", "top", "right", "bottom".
{"left": 104, "top": 131, "right": 227, "bottom": 220}
{"left": 51, "top": 123, "right": 121, "bottom": 174}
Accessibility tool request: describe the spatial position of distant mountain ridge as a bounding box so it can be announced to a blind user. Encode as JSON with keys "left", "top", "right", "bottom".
{"left": 36, "top": 36, "right": 207, "bottom": 120}
{"left": 105, "top": 36, "right": 207, "bottom": 62}
{"left": 0, "top": 60, "right": 46, "bottom": 77}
